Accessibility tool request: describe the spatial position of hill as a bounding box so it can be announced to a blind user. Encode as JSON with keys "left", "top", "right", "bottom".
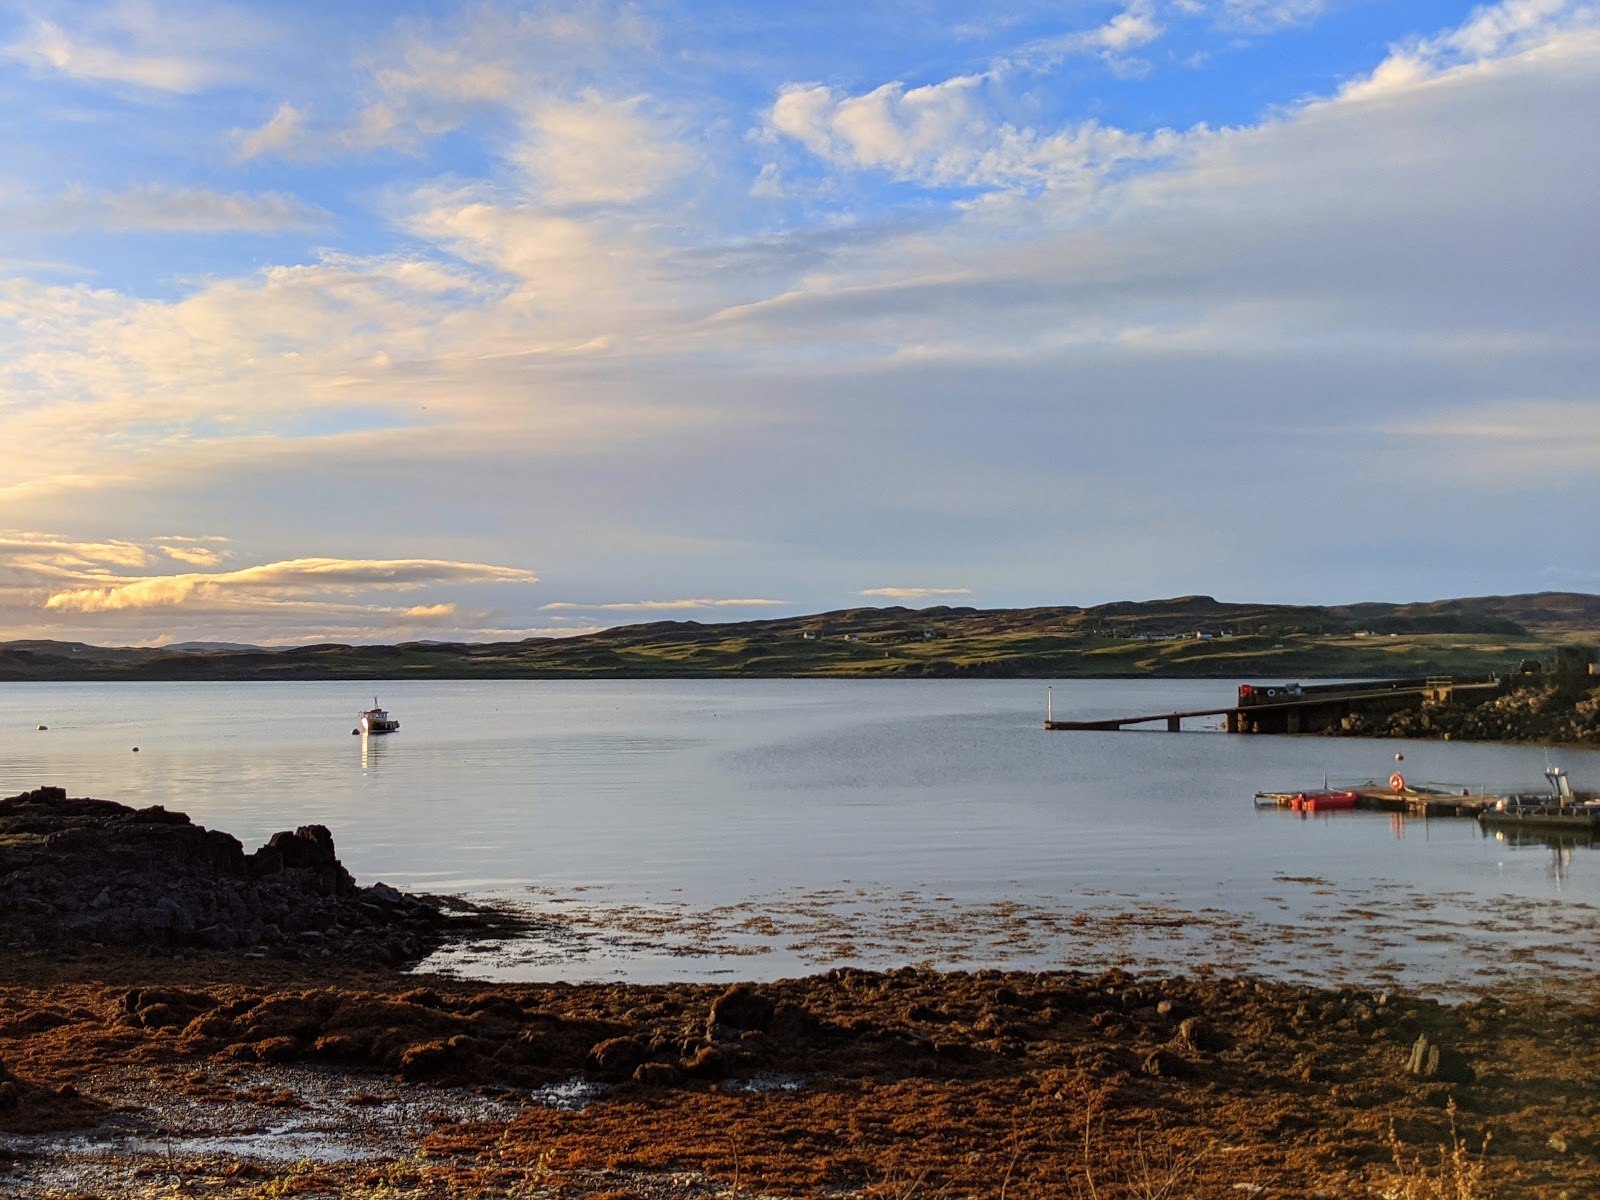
{"left": 3, "top": 592, "right": 1598, "bottom": 682}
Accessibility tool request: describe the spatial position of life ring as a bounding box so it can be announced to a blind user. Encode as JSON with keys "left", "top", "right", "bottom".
{"left": 1389, "top": 772, "right": 1406, "bottom": 793}
{"left": 1265, "top": 687, "right": 1279, "bottom": 698}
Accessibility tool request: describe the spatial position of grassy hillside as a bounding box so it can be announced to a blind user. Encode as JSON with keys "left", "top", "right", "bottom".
{"left": 3, "top": 592, "right": 1598, "bottom": 681}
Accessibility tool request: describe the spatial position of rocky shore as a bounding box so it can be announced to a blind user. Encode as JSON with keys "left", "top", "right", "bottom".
{"left": 1, "top": 790, "right": 1597, "bottom": 1197}
{"left": 0, "top": 787, "right": 522, "bottom": 964}
{"left": 1328, "top": 680, "right": 1600, "bottom": 746}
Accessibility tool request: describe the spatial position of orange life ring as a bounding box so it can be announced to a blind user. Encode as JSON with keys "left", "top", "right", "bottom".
{"left": 1389, "top": 772, "right": 1406, "bottom": 793}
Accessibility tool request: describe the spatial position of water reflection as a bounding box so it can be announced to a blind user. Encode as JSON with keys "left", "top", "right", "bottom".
{"left": 358, "top": 731, "right": 389, "bottom": 773}
{"left": 1486, "top": 826, "right": 1595, "bottom": 889}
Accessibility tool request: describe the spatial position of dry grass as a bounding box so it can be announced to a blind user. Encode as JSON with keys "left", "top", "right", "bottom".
{"left": 1382, "top": 1100, "right": 1490, "bottom": 1200}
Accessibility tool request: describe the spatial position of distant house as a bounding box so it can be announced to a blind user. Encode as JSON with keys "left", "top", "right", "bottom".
{"left": 801, "top": 631, "right": 817, "bottom": 640}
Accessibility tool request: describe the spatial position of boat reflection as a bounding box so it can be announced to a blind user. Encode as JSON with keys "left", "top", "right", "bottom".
{"left": 359, "top": 730, "right": 390, "bottom": 773}
{"left": 1485, "top": 825, "right": 1596, "bottom": 851}
{"left": 1484, "top": 825, "right": 1593, "bottom": 888}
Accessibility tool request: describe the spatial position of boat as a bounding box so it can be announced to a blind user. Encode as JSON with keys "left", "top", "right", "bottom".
{"left": 1294, "top": 790, "right": 1359, "bottom": 813}
{"left": 1255, "top": 788, "right": 1361, "bottom": 811}
{"left": 1478, "top": 768, "right": 1600, "bottom": 834}
{"left": 358, "top": 698, "right": 400, "bottom": 735}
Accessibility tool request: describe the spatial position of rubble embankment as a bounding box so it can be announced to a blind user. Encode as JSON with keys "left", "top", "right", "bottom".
{"left": 1331, "top": 680, "right": 1600, "bottom": 746}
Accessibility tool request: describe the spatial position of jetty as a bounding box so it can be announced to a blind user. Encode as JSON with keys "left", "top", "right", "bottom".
{"left": 1252, "top": 783, "right": 1496, "bottom": 819}
{"left": 1043, "top": 675, "right": 1506, "bottom": 735}
{"left": 1255, "top": 767, "right": 1600, "bottom": 833}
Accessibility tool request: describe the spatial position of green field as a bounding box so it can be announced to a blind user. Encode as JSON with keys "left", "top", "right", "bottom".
{"left": 4, "top": 593, "right": 1596, "bottom": 681}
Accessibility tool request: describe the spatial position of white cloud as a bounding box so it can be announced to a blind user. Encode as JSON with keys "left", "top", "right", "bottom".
{"left": 860, "top": 587, "right": 973, "bottom": 599}
{"left": 766, "top": 76, "right": 1191, "bottom": 189}
{"left": 235, "top": 3, "right": 658, "bottom": 161}
{"left": 512, "top": 93, "right": 690, "bottom": 206}
{"left": 1005, "top": 1, "right": 1165, "bottom": 71}
{"left": 1340, "top": 0, "right": 1596, "bottom": 100}
{"left": 231, "top": 103, "right": 308, "bottom": 161}
{"left": 4, "top": 16, "right": 215, "bottom": 92}
{"left": 1, "top": 4, "right": 268, "bottom": 94}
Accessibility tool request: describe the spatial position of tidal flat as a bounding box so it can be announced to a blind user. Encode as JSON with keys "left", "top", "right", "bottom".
{"left": 1, "top": 788, "right": 1598, "bottom": 1198}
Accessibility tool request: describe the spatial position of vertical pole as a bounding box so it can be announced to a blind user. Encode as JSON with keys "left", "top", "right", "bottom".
{"left": 1047, "top": 686, "right": 1053, "bottom": 725}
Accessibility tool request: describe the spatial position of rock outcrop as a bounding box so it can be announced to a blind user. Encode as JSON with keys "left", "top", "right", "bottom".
{"left": 0, "top": 787, "right": 482, "bottom": 964}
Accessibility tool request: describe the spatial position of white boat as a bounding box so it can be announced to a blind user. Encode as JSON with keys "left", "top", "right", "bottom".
{"left": 358, "top": 698, "right": 400, "bottom": 735}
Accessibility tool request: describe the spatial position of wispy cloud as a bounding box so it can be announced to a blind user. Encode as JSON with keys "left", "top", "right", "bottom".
{"left": 153, "top": 535, "right": 231, "bottom": 567}
{"left": 44, "top": 556, "right": 537, "bottom": 612}
{"left": 230, "top": 102, "right": 308, "bottom": 161}
{"left": 860, "top": 587, "right": 973, "bottom": 600}
{"left": 0, "top": 534, "right": 543, "bottom": 643}
{"left": 1004, "top": 2, "right": 1165, "bottom": 74}
{"left": 232, "top": 3, "right": 659, "bottom": 163}
{"left": 540, "top": 598, "right": 790, "bottom": 611}
{"left": 11, "top": 185, "right": 330, "bottom": 234}
{"left": 1214, "top": 0, "right": 1328, "bottom": 34}
{"left": 4, "top": 17, "right": 216, "bottom": 91}
{"left": 764, "top": 74, "right": 1193, "bottom": 189}
{"left": 2, "top": 5, "right": 267, "bottom": 94}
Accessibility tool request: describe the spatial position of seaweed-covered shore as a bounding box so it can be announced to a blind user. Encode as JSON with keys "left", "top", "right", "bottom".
{"left": 2, "top": 790, "right": 1597, "bottom": 1198}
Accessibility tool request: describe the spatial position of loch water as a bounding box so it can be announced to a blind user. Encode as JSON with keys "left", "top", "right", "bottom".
{"left": 3, "top": 679, "right": 1598, "bottom": 992}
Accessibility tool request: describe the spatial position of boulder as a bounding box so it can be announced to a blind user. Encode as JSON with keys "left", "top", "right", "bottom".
{"left": 708, "top": 984, "right": 774, "bottom": 1033}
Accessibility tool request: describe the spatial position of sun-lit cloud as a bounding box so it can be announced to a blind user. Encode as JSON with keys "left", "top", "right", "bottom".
{"left": 152, "top": 536, "right": 231, "bottom": 567}
{"left": 0, "top": 532, "right": 542, "bottom": 644}
{"left": 0, "top": 530, "right": 152, "bottom": 572}
{"left": 44, "top": 557, "right": 538, "bottom": 612}
{"left": 512, "top": 92, "right": 691, "bottom": 206}
{"left": 860, "top": 588, "right": 974, "bottom": 600}
{"left": 402, "top": 602, "right": 458, "bottom": 619}
{"left": 231, "top": 3, "right": 657, "bottom": 162}
{"left": 1, "top": 0, "right": 1596, "bottom": 634}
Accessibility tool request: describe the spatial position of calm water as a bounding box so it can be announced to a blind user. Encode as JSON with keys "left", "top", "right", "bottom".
{"left": 3, "top": 679, "right": 1598, "bottom": 990}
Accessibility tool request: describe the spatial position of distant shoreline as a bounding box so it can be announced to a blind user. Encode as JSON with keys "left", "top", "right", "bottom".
{"left": 4, "top": 592, "right": 1596, "bottom": 685}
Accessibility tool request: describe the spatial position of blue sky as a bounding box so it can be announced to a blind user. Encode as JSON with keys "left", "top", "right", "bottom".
{"left": 1, "top": 0, "right": 1597, "bottom": 644}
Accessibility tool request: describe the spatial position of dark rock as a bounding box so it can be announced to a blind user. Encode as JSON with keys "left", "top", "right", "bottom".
{"left": 1141, "top": 1048, "right": 1192, "bottom": 1078}
{"left": 1176, "top": 1016, "right": 1222, "bottom": 1054}
{"left": 682, "top": 1045, "right": 726, "bottom": 1079}
{"left": 632, "top": 1060, "right": 683, "bottom": 1086}
{"left": 0, "top": 788, "right": 481, "bottom": 967}
{"left": 708, "top": 984, "right": 774, "bottom": 1033}
{"left": 1407, "top": 1034, "right": 1475, "bottom": 1084}
{"left": 588, "top": 1036, "right": 648, "bottom": 1078}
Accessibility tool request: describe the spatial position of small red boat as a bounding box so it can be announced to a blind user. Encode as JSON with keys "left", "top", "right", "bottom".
{"left": 1296, "top": 790, "right": 1359, "bottom": 814}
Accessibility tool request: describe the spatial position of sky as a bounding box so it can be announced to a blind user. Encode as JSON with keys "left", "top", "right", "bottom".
{"left": 0, "top": 0, "right": 1597, "bottom": 646}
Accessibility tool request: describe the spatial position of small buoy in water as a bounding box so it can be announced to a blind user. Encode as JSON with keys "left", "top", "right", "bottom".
{"left": 131, "top": 746, "right": 139, "bottom": 753}
{"left": 37, "top": 724, "right": 47, "bottom": 731}
{"left": 352, "top": 728, "right": 360, "bottom": 735}
{"left": 1394, "top": 752, "right": 1404, "bottom": 762}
